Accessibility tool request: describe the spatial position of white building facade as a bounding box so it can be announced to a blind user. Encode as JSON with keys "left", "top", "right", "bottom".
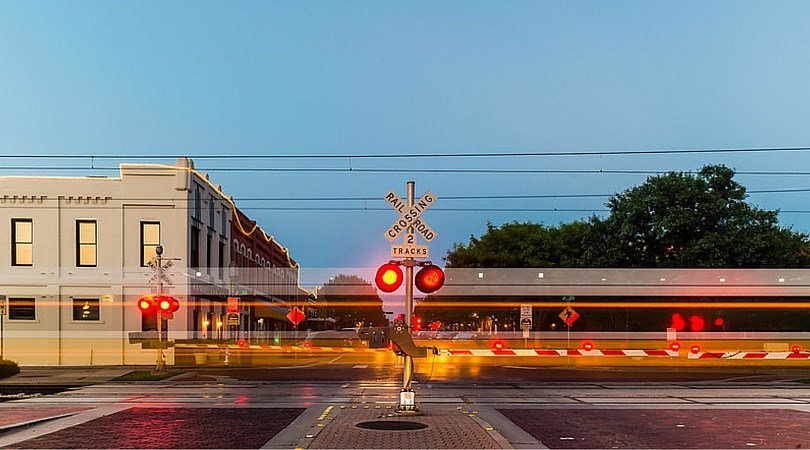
{"left": 0, "top": 158, "right": 301, "bottom": 366}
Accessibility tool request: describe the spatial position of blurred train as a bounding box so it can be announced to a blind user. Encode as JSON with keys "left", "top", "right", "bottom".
{"left": 414, "top": 268, "right": 810, "bottom": 333}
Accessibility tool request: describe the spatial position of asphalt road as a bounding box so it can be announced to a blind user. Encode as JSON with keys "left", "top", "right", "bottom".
{"left": 190, "top": 354, "right": 810, "bottom": 384}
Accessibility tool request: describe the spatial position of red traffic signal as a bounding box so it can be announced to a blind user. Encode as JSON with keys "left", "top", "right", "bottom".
{"left": 415, "top": 264, "right": 444, "bottom": 294}
{"left": 137, "top": 295, "right": 179, "bottom": 314}
{"left": 375, "top": 262, "right": 404, "bottom": 293}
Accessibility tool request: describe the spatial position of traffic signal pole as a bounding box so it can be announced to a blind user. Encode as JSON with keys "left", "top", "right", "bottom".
{"left": 400, "top": 181, "right": 417, "bottom": 412}
{"left": 155, "top": 245, "right": 166, "bottom": 374}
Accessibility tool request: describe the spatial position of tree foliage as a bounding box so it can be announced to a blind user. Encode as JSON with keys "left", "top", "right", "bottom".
{"left": 446, "top": 165, "right": 810, "bottom": 268}
{"left": 319, "top": 274, "right": 386, "bottom": 328}
{"left": 581, "top": 165, "right": 810, "bottom": 267}
{"left": 446, "top": 221, "right": 588, "bottom": 268}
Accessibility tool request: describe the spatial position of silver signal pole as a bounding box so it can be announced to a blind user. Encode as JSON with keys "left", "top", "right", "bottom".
{"left": 400, "top": 181, "right": 417, "bottom": 412}
{"left": 154, "top": 245, "right": 166, "bottom": 374}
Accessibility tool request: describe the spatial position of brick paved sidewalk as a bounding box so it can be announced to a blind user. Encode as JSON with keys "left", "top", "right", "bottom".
{"left": 3, "top": 407, "right": 305, "bottom": 449}
{"left": 498, "top": 408, "right": 810, "bottom": 449}
{"left": 0, "top": 407, "right": 91, "bottom": 431}
{"left": 306, "top": 405, "right": 506, "bottom": 449}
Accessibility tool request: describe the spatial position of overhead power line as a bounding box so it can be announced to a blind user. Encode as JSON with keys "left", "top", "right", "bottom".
{"left": 5, "top": 166, "right": 810, "bottom": 176}
{"left": 2, "top": 146, "right": 810, "bottom": 159}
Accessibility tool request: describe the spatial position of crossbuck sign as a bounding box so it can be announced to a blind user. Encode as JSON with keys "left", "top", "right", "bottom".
{"left": 384, "top": 189, "right": 437, "bottom": 258}
{"left": 384, "top": 190, "right": 437, "bottom": 242}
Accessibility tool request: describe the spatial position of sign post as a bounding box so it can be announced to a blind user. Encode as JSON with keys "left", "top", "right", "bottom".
{"left": 0, "top": 295, "right": 5, "bottom": 361}
{"left": 520, "top": 303, "right": 532, "bottom": 341}
{"left": 383, "top": 181, "right": 437, "bottom": 413}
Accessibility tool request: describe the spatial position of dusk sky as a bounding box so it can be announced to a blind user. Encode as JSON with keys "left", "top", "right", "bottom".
{"left": 3, "top": 1, "right": 810, "bottom": 290}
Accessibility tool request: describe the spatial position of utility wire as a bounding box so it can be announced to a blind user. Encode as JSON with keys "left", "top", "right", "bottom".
{"left": 0, "top": 188, "right": 806, "bottom": 204}
{"left": 2, "top": 145, "right": 810, "bottom": 159}
{"left": 5, "top": 166, "right": 810, "bottom": 176}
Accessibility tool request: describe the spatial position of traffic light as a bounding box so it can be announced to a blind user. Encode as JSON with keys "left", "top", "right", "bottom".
{"left": 375, "top": 262, "right": 404, "bottom": 293}
{"left": 414, "top": 264, "right": 444, "bottom": 294}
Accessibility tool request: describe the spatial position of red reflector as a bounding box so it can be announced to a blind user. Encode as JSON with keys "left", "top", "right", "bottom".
{"left": 670, "top": 342, "right": 681, "bottom": 351}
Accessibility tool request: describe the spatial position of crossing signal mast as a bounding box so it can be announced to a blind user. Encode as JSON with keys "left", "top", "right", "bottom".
{"left": 376, "top": 181, "right": 445, "bottom": 413}
{"left": 136, "top": 245, "right": 180, "bottom": 374}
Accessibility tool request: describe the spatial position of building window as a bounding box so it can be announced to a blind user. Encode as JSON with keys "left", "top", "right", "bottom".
{"left": 222, "top": 206, "right": 228, "bottom": 236}
{"left": 11, "top": 219, "right": 33, "bottom": 266}
{"left": 73, "top": 298, "right": 100, "bottom": 321}
{"left": 218, "top": 240, "right": 225, "bottom": 279}
{"left": 141, "top": 222, "right": 160, "bottom": 267}
{"left": 76, "top": 220, "right": 97, "bottom": 267}
{"left": 8, "top": 297, "right": 35, "bottom": 320}
{"left": 194, "top": 184, "right": 202, "bottom": 219}
{"left": 190, "top": 226, "right": 200, "bottom": 268}
{"left": 206, "top": 233, "right": 212, "bottom": 274}
{"left": 209, "top": 194, "right": 215, "bottom": 226}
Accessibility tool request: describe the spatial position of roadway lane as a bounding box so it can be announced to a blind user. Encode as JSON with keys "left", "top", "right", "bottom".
{"left": 191, "top": 354, "right": 810, "bottom": 384}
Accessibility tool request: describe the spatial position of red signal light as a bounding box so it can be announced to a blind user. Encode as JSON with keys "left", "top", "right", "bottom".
{"left": 688, "top": 315, "right": 705, "bottom": 332}
{"left": 137, "top": 295, "right": 157, "bottom": 313}
{"left": 415, "top": 264, "right": 445, "bottom": 294}
{"left": 670, "top": 313, "right": 686, "bottom": 331}
{"left": 582, "top": 341, "right": 594, "bottom": 351}
{"left": 157, "top": 295, "right": 180, "bottom": 313}
{"left": 793, "top": 345, "right": 802, "bottom": 354}
{"left": 690, "top": 345, "right": 701, "bottom": 354}
{"left": 375, "top": 263, "right": 404, "bottom": 293}
{"left": 238, "top": 339, "right": 247, "bottom": 348}
{"left": 490, "top": 339, "right": 506, "bottom": 351}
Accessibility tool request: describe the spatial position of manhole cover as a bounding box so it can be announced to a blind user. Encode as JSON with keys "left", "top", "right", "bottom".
{"left": 356, "top": 420, "right": 428, "bottom": 431}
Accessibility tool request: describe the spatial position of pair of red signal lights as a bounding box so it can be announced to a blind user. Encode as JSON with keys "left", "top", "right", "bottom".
{"left": 374, "top": 262, "right": 445, "bottom": 294}
{"left": 137, "top": 294, "right": 180, "bottom": 314}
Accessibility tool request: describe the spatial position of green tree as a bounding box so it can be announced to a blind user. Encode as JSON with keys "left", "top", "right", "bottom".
{"left": 446, "top": 221, "right": 588, "bottom": 268}
{"left": 581, "top": 165, "right": 810, "bottom": 267}
{"left": 319, "top": 274, "right": 386, "bottom": 328}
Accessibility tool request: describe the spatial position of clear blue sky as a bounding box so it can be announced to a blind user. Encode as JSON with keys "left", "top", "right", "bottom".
{"left": 3, "top": 1, "right": 810, "bottom": 288}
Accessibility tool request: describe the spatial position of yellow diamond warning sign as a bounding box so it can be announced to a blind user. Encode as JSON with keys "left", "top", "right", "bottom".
{"left": 559, "top": 306, "right": 580, "bottom": 326}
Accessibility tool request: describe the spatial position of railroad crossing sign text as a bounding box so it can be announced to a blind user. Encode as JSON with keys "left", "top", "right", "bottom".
{"left": 384, "top": 190, "right": 437, "bottom": 242}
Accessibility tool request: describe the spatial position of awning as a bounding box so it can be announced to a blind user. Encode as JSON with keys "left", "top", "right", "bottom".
{"left": 254, "top": 303, "right": 290, "bottom": 321}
